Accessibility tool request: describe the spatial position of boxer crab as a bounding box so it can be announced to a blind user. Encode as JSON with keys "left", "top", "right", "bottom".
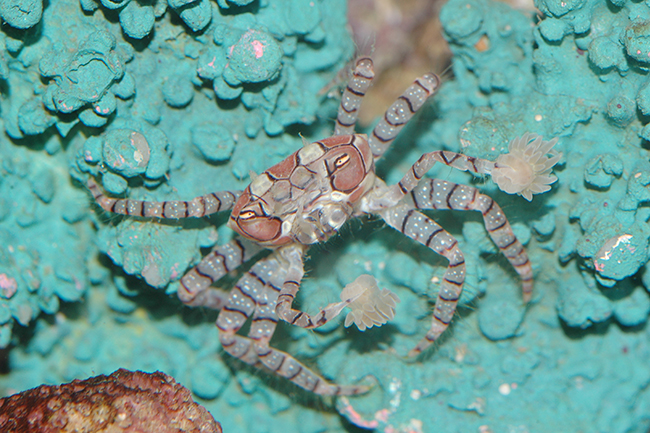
{"left": 89, "top": 58, "right": 561, "bottom": 396}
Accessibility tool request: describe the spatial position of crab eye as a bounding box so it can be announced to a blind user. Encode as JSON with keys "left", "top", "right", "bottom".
{"left": 326, "top": 148, "right": 364, "bottom": 192}
{"left": 239, "top": 210, "right": 257, "bottom": 219}
{"left": 335, "top": 154, "right": 350, "bottom": 168}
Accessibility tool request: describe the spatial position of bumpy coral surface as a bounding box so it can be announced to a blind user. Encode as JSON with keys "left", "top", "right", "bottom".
{"left": 2, "top": 0, "right": 650, "bottom": 432}
{"left": 0, "top": 369, "right": 222, "bottom": 432}
{"left": 0, "top": 0, "right": 353, "bottom": 346}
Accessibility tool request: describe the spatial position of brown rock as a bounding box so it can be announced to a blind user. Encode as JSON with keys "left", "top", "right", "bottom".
{"left": 0, "top": 369, "right": 222, "bottom": 433}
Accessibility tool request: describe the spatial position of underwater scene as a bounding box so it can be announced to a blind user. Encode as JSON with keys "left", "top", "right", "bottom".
{"left": 1, "top": 0, "right": 650, "bottom": 431}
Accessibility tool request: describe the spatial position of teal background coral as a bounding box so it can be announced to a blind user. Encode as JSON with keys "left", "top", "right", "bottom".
{"left": 1, "top": 0, "right": 650, "bottom": 431}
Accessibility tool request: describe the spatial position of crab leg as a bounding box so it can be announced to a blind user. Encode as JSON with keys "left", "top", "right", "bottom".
{"left": 378, "top": 203, "right": 465, "bottom": 357}
{"left": 88, "top": 177, "right": 259, "bottom": 307}
{"left": 361, "top": 150, "right": 497, "bottom": 212}
{"left": 408, "top": 179, "right": 533, "bottom": 302}
{"left": 368, "top": 72, "right": 441, "bottom": 159}
{"left": 216, "top": 254, "right": 368, "bottom": 396}
{"left": 274, "top": 245, "right": 356, "bottom": 329}
{"left": 178, "top": 238, "right": 263, "bottom": 308}
{"left": 334, "top": 57, "right": 375, "bottom": 136}
{"left": 88, "top": 178, "right": 241, "bottom": 218}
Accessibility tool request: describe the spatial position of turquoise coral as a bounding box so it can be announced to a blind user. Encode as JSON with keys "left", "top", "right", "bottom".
{"left": 2, "top": 0, "right": 650, "bottom": 432}
{"left": 334, "top": 0, "right": 650, "bottom": 429}
{"left": 0, "top": 0, "right": 43, "bottom": 30}
{"left": 433, "top": 0, "right": 650, "bottom": 333}
{"left": 39, "top": 30, "right": 129, "bottom": 117}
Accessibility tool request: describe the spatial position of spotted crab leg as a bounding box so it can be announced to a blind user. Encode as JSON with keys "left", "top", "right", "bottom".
{"left": 375, "top": 177, "right": 533, "bottom": 357}
{"left": 407, "top": 179, "right": 533, "bottom": 302}
{"left": 367, "top": 72, "right": 441, "bottom": 159}
{"left": 361, "top": 150, "right": 496, "bottom": 212}
{"left": 274, "top": 245, "right": 357, "bottom": 329}
{"left": 88, "top": 177, "right": 258, "bottom": 308}
{"left": 334, "top": 57, "right": 375, "bottom": 136}
{"left": 378, "top": 202, "right": 466, "bottom": 357}
{"left": 362, "top": 149, "right": 532, "bottom": 303}
{"left": 179, "top": 238, "right": 263, "bottom": 308}
{"left": 87, "top": 178, "right": 241, "bottom": 218}
{"left": 217, "top": 253, "right": 368, "bottom": 396}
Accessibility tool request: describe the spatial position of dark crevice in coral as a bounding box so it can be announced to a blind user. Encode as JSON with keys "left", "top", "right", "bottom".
{"left": 218, "top": 0, "right": 260, "bottom": 16}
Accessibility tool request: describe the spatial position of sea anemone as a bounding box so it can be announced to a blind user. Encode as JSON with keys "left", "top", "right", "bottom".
{"left": 491, "top": 133, "right": 562, "bottom": 201}
{"left": 341, "top": 275, "right": 400, "bottom": 331}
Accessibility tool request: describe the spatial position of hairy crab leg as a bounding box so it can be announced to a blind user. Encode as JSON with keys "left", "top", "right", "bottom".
{"left": 362, "top": 151, "right": 532, "bottom": 301}
{"left": 179, "top": 238, "right": 263, "bottom": 308}
{"left": 274, "top": 245, "right": 356, "bottom": 329}
{"left": 361, "top": 150, "right": 497, "bottom": 212}
{"left": 87, "top": 178, "right": 241, "bottom": 218}
{"left": 378, "top": 203, "right": 465, "bottom": 357}
{"left": 88, "top": 177, "right": 261, "bottom": 308}
{"left": 217, "top": 254, "right": 368, "bottom": 396}
{"left": 370, "top": 134, "right": 561, "bottom": 208}
{"left": 368, "top": 72, "right": 441, "bottom": 160}
{"left": 334, "top": 57, "right": 375, "bottom": 136}
{"left": 408, "top": 179, "right": 533, "bottom": 302}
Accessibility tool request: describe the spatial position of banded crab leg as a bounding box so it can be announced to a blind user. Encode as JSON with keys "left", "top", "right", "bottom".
{"left": 367, "top": 72, "right": 441, "bottom": 160}
{"left": 408, "top": 179, "right": 533, "bottom": 302}
{"left": 179, "top": 238, "right": 263, "bottom": 308}
{"left": 378, "top": 202, "right": 466, "bottom": 357}
{"left": 362, "top": 151, "right": 533, "bottom": 302}
{"left": 361, "top": 150, "right": 496, "bottom": 211}
{"left": 334, "top": 57, "right": 375, "bottom": 136}
{"left": 364, "top": 133, "right": 561, "bottom": 210}
{"left": 88, "top": 177, "right": 259, "bottom": 308}
{"left": 217, "top": 253, "right": 368, "bottom": 396}
{"left": 332, "top": 59, "right": 441, "bottom": 161}
{"left": 87, "top": 178, "right": 241, "bottom": 219}
{"left": 274, "top": 245, "right": 357, "bottom": 329}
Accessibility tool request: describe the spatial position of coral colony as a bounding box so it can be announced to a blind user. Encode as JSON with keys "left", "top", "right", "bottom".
{"left": 1, "top": 0, "right": 650, "bottom": 431}
{"left": 89, "top": 56, "right": 558, "bottom": 395}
